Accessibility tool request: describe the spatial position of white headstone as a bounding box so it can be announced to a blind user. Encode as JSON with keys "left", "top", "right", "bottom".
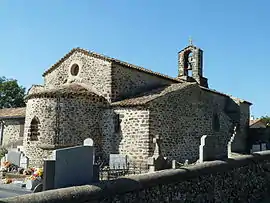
{"left": 251, "top": 144, "right": 261, "bottom": 153}
{"left": 109, "top": 154, "right": 128, "bottom": 169}
{"left": 0, "top": 156, "right": 6, "bottom": 170}
{"left": 20, "top": 154, "right": 29, "bottom": 169}
{"left": 83, "top": 138, "right": 94, "bottom": 146}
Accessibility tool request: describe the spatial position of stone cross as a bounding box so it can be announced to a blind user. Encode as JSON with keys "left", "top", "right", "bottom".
{"left": 153, "top": 135, "right": 163, "bottom": 157}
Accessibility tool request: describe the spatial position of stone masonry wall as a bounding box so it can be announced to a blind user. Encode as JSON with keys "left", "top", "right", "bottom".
{"left": 1, "top": 119, "right": 24, "bottom": 148}
{"left": 102, "top": 108, "right": 150, "bottom": 168}
{"left": 4, "top": 151, "right": 270, "bottom": 203}
{"left": 231, "top": 101, "right": 250, "bottom": 153}
{"left": 43, "top": 51, "right": 113, "bottom": 101}
{"left": 24, "top": 96, "right": 104, "bottom": 167}
{"left": 111, "top": 63, "right": 174, "bottom": 102}
{"left": 149, "top": 83, "right": 234, "bottom": 163}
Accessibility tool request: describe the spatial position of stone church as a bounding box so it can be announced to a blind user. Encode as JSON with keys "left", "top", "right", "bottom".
{"left": 0, "top": 43, "right": 251, "bottom": 167}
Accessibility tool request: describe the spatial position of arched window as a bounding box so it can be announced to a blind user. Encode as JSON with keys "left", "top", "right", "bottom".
{"left": 29, "top": 117, "right": 40, "bottom": 141}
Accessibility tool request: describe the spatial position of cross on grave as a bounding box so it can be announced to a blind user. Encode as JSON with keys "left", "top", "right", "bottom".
{"left": 153, "top": 135, "right": 163, "bottom": 157}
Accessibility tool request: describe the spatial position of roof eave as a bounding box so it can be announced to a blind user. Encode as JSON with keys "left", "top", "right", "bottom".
{"left": 0, "top": 116, "right": 25, "bottom": 120}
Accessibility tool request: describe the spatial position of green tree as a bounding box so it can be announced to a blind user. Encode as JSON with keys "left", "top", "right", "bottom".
{"left": 260, "top": 116, "right": 270, "bottom": 126}
{"left": 0, "top": 77, "right": 26, "bottom": 109}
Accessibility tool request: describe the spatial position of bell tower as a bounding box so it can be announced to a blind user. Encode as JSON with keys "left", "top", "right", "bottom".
{"left": 177, "top": 39, "right": 208, "bottom": 88}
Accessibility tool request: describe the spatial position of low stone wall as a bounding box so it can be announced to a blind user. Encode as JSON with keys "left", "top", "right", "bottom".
{"left": 2, "top": 151, "right": 270, "bottom": 203}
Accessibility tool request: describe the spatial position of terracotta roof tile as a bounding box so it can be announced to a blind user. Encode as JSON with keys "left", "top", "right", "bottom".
{"left": 25, "top": 83, "right": 104, "bottom": 100}
{"left": 0, "top": 107, "right": 26, "bottom": 119}
{"left": 249, "top": 119, "right": 264, "bottom": 126}
{"left": 111, "top": 83, "right": 196, "bottom": 107}
{"left": 112, "top": 83, "right": 252, "bottom": 107}
{"left": 41, "top": 48, "right": 251, "bottom": 105}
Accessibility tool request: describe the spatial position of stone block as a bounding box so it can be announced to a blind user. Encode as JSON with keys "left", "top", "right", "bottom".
{"left": 54, "top": 145, "right": 94, "bottom": 189}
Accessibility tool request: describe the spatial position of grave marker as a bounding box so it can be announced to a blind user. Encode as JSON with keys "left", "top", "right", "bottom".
{"left": 84, "top": 138, "right": 94, "bottom": 146}
{"left": 251, "top": 144, "right": 261, "bottom": 153}
{"left": 54, "top": 145, "right": 94, "bottom": 188}
{"left": 6, "top": 151, "right": 21, "bottom": 166}
{"left": 109, "top": 154, "right": 128, "bottom": 169}
{"left": 20, "top": 154, "right": 29, "bottom": 169}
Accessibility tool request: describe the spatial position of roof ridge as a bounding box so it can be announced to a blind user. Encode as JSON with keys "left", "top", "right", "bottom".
{"left": 111, "top": 83, "right": 194, "bottom": 107}
{"left": 42, "top": 48, "right": 181, "bottom": 83}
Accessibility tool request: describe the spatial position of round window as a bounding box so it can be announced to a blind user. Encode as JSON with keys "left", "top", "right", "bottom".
{"left": 70, "top": 64, "right": 79, "bottom": 76}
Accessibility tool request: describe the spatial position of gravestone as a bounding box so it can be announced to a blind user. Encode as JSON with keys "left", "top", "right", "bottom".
{"left": 172, "top": 160, "right": 176, "bottom": 169}
{"left": 6, "top": 150, "right": 21, "bottom": 166}
{"left": 20, "top": 154, "right": 29, "bottom": 169}
{"left": 251, "top": 144, "right": 261, "bottom": 153}
{"left": 84, "top": 138, "right": 94, "bottom": 146}
{"left": 43, "top": 160, "right": 55, "bottom": 191}
{"left": 110, "top": 154, "right": 128, "bottom": 169}
{"left": 261, "top": 143, "right": 267, "bottom": 151}
{"left": 148, "top": 135, "right": 171, "bottom": 172}
{"left": 54, "top": 145, "right": 94, "bottom": 188}
{"left": 199, "top": 135, "right": 224, "bottom": 163}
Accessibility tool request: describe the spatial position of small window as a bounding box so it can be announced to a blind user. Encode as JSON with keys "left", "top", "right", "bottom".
{"left": 70, "top": 64, "right": 79, "bottom": 76}
{"left": 213, "top": 113, "right": 220, "bottom": 132}
{"left": 29, "top": 117, "right": 40, "bottom": 141}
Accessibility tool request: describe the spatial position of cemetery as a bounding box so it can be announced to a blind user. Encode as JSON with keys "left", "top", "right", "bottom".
{"left": 0, "top": 136, "right": 174, "bottom": 194}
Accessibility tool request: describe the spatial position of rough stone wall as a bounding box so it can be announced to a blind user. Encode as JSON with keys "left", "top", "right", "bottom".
{"left": 149, "top": 83, "right": 234, "bottom": 163}
{"left": 1, "top": 119, "right": 24, "bottom": 148}
{"left": 4, "top": 151, "right": 270, "bottom": 203}
{"left": 232, "top": 101, "right": 250, "bottom": 153}
{"left": 24, "top": 96, "right": 104, "bottom": 167}
{"left": 43, "top": 51, "right": 113, "bottom": 101}
{"left": 102, "top": 108, "right": 150, "bottom": 168}
{"left": 111, "top": 63, "right": 174, "bottom": 102}
{"left": 98, "top": 156, "right": 270, "bottom": 203}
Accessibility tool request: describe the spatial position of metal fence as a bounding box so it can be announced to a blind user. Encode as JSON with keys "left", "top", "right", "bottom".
{"left": 99, "top": 162, "right": 144, "bottom": 180}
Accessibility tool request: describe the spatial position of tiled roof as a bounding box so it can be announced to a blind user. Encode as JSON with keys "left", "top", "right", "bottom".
{"left": 42, "top": 48, "right": 180, "bottom": 83}
{"left": 0, "top": 107, "right": 26, "bottom": 119}
{"left": 41, "top": 47, "right": 251, "bottom": 105}
{"left": 200, "top": 87, "right": 252, "bottom": 105}
{"left": 112, "top": 83, "right": 252, "bottom": 107}
{"left": 25, "top": 83, "right": 104, "bottom": 100}
{"left": 249, "top": 119, "right": 264, "bottom": 126}
{"left": 111, "top": 83, "right": 197, "bottom": 107}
